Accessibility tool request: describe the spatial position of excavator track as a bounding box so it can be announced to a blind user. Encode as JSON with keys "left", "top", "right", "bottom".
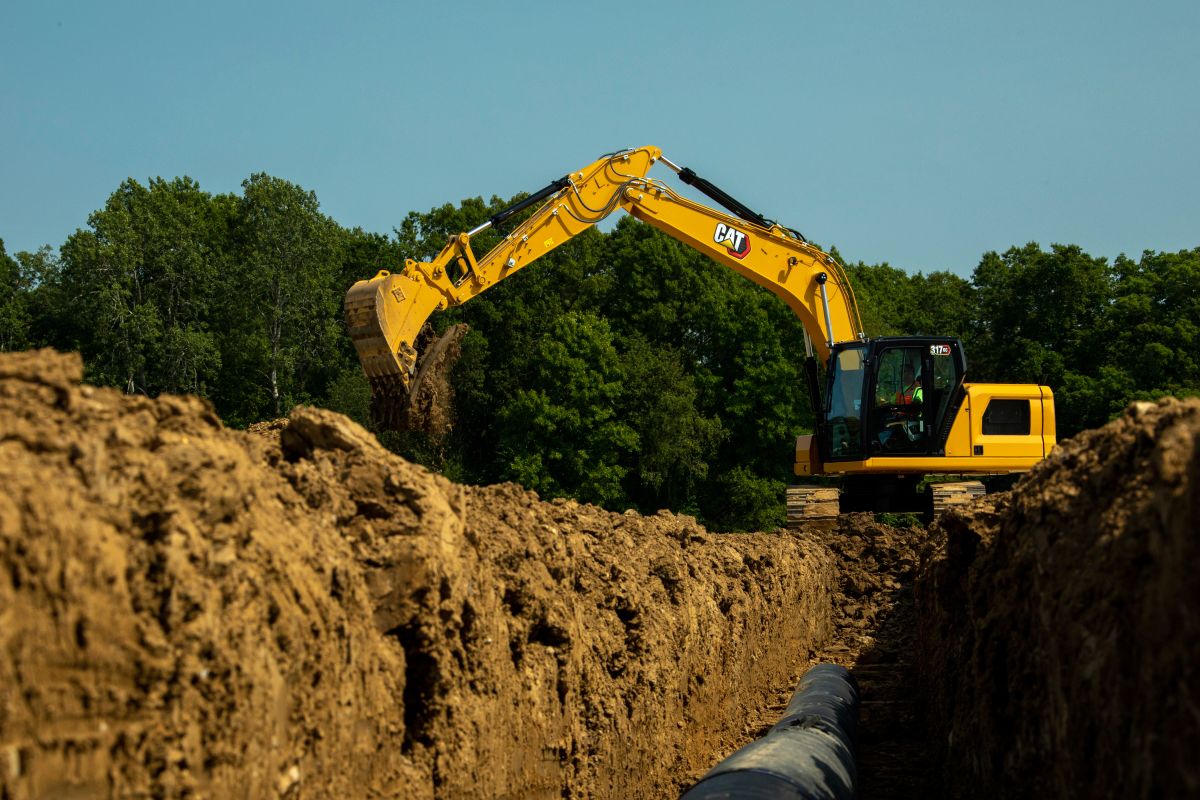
{"left": 788, "top": 479, "right": 988, "bottom": 529}
{"left": 926, "top": 480, "right": 986, "bottom": 518}
{"left": 786, "top": 485, "right": 841, "bottom": 529}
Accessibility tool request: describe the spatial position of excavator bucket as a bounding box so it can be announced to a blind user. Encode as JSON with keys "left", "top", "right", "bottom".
{"left": 344, "top": 269, "right": 465, "bottom": 432}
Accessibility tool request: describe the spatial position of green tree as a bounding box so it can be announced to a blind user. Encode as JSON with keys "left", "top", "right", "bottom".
{"left": 14, "top": 246, "right": 69, "bottom": 351}
{"left": 219, "top": 174, "right": 341, "bottom": 421}
{"left": 620, "top": 335, "right": 723, "bottom": 512}
{"left": 907, "top": 270, "right": 974, "bottom": 339}
{"left": 1107, "top": 248, "right": 1200, "bottom": 395}
{"left": 840, "top": 254, "right": 973, "bottom": 340}
{"left": 23, "top": 168, "right": 1197, "bottom": 530}
{"left": 841, "top": 258, "right": 916, "bottom": 337}
{"left": 968, "top": 243, "right": 1112, "bottom": 434}
{"left": 56, "top": 177, "right": 228, "bottom": 394}
{"left": 419, "top": 196, "right": 611, "bottom": 484}
{"left": 495, "top": 312, "right": 637, "bottom": 508}
{"left": 970, "top": 243, "right": 1111, "bottom": 383}
{"left": 0, "top": 240, "right": 30, "bottom": 351}
{"left": 591, "top": 218, "right": 813, "bottom": 529}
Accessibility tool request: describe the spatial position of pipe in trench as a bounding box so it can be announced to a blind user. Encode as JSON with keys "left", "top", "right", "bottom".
{"left": 680, "top": 663, "right": 859, "bottom": 800}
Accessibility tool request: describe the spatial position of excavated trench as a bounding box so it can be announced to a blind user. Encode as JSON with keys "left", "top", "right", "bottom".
{"left": 1, "top": 349, "right": 1195, "bottom": 799}
{"left": 697, "top": 398, "right": 1200, "bottom": 799}
{"left": 720, "top": 515, "right": 937, "bottom": 798}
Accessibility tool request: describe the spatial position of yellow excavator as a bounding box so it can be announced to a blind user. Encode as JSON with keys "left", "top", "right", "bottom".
{"left": 345, "top": 146, "right": 1056, "bottom": 523}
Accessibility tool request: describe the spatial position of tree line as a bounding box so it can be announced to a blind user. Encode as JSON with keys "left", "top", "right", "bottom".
{"left": 2, "top": 174, "right": 1196, "bottom": 529}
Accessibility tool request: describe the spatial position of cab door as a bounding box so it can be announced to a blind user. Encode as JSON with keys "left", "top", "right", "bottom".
{"left": 865, "top": 339, "right": 965, "bottom": 456}
{"left": 866, "top": 344, "right": 929, "bottom": 455}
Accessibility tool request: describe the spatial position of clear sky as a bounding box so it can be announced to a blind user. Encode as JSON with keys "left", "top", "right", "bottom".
{"left": 3, "top": 1, "right": 1197, "bottom": 276}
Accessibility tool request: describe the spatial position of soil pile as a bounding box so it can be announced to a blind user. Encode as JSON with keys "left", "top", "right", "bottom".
{"left": 916, "top": 397, "right": 1200, "bottom": 798}
{"left": 0, "top": 349, "right": 835, "bottom": 799}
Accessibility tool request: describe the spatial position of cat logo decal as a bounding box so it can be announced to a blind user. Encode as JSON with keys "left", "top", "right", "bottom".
{"left": 713, "top": 222, "right": 751, "bottom": 259}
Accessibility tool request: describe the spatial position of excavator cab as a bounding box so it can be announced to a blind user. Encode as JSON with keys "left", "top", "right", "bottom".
{"left": 820, "top": 337, "right": 966, "bottom": 462}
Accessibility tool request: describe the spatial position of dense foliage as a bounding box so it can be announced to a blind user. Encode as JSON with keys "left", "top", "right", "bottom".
{"left": 2, "top": 176, "right": 1196, "bottom": 529}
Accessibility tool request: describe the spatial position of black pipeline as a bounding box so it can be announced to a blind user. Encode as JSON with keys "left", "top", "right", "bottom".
{"left": 681, "top": 663, "right": 859, "bottom": 800}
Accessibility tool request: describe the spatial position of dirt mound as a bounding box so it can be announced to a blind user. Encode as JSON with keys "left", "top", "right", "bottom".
{"left": 916, "top": 397, "right": 1200, "bottom": 798}
{"left": 0, "top": 349, "right": 835, "bottom": 799}
{"left": 0, "top": 351, "right": 407, "bottom": 799}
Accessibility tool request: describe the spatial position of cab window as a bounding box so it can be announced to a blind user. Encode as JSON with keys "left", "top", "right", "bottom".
{"left": 872, "top": 347, "right": 926, "bottom": 453}
{"left": 825, "top": 346, "right": 865, "bottom": 458}
{"left": 875, "top": 347, "right": 923, "bottom": 407}
{"left": 982, "top": 399, "right": 1031, "bottom": 435}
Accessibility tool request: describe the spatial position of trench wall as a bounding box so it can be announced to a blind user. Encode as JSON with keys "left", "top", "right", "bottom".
{"left": 0, "top": 350, "right": 835, "bottom": 799}
{"left": 916, "top": 398, "right": 1200, "bottom": 798}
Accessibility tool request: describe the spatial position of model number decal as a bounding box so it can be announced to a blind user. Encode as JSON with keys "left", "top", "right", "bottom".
{"left": 930, "top": 344, "right": 951, "bottom": 356}
{"left": 714, "top": 223, "right": 751, "bottom": 259}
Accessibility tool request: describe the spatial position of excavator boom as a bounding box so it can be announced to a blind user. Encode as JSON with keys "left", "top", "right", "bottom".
{"left": 344, "top": 147, "right": 864, "bottom": 408}
{"left": 348, "top": 147, "right": 658, "bottom": 399}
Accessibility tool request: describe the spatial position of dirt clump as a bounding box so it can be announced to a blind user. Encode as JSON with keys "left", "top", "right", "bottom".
{"left": 917, "top": 397, "right": 1200, "bottom": 798}
{"left": 371, "top": 323, "right": 468, "bottom": 437}
{"left": 244, "top": 416, "right": 288, "bottom": 445}
{"left": 406, "top": 322, "right": 467, "bottom": 439}
{"left": 0, "top": 348, "right": 835, "bottom": 799}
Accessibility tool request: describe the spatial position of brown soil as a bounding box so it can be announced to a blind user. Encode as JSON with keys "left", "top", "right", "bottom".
{"left": 245, "top": 417, "right": 288, "bottom": 444}
{"left": 371, "top": 323, "right": 468, "bottom": 437}
{"left": 0, "top": 349, "right": 835, "bottom": 800}
{"left": 16, "top": 346, "right": 1190, "bottom": 799}
{"left": 916, "top": 397, "right": 1200, "bottom": 798}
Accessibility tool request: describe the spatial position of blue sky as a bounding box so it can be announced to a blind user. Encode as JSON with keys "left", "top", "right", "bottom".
{"left": 3, "top": 1, "right": 1197, "bottom": 276}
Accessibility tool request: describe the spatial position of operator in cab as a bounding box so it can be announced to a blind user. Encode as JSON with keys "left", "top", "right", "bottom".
{"left": 876, "top": 363, "right": 924, "bottom": 451}
{"left": 895, "top": 364, "right": 923, "bottom": 405}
